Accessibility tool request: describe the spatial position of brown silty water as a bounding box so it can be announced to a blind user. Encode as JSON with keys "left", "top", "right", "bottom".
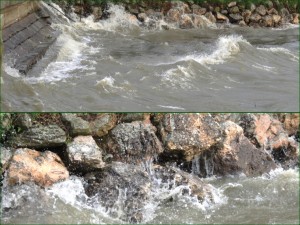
{"left": 1, "top": 3, "right": 299, "bottom": 112}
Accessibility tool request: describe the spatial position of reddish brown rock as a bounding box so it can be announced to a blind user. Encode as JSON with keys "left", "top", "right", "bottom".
{"left": 281, "top": 113, "right": 299, "bottom": 136}
{"left": 213, "top": 121, "right": 276, "bottom": 176}
{"left": 272, "top": 14, "right": 282, "bottom": 24}
{"left": 166, "top": 8, "right": 182, "bottom": 23}
{"left": 216, "top": 12, "right": 229, "bottom": 22}
{"left": 292, "top": 13, "right": 299, "bottom": 24}
{"left": 7, "top": 148, "right": 69, "bottom": 187}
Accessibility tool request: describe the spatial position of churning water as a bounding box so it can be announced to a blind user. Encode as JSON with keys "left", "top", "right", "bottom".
{"left": 1, "top": 167, "right": 299, "bottom": 224}
{"left": 1, "top": 3, "right": 299, "bottom": 112}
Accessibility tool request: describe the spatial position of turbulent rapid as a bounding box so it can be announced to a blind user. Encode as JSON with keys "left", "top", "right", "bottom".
{"left": 2, "top": 3, "right": 299, "bottom": 112}
{"left": 2, "top": 167, "right": 299, "bottom": 224}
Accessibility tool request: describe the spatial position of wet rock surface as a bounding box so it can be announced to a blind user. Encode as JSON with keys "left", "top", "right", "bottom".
{"left": 66, "top": 136, "right": 105, "bottom": 172}
{"left": 90, "top": 113, "right": 118, "bottom": 137}
{"left": 84, "top": 162, "right": 151, "bottom": 223}
{"left": 10, "top": 125, "right": 67, "bottom": 148}
{"left": 213, "top": 121, "right": 277, "bottom": 176}
{"left": 7, "top": 148, "right": 69, "bottom": 187}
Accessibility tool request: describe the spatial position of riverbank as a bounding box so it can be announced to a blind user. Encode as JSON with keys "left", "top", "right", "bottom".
{"left": 53, "top": 0, "right": 299, "bottom": 28}
{"left": 1, "top": 113, "right": 299, "bottom": 223}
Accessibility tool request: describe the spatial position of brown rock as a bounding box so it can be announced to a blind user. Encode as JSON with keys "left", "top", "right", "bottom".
{"left": 216, "top": 12, "right": 229, "bottom": 22}
{"left": 158, "top": 114, "right": 222, "bottom": 161}
{"left": 90, "top": 113, "right": 117, "bottom": 137}
{"left": 7, "top": 148, "right": 69, "bottom": 187}
{"left": 213, "top": 121, "right": 276, "bottom": 176}
{"left": 263, "top": 15, "right": 274, "bottom": 27}
{"left": 268, "top": 8, "right": 278, "bottom": 15}
{"left": 166, "top": 8, "right": 182, "bottom": 23}
{"left": 239, "top": 20, "right": 247, "bottom": 26}
{"left": 292, "top": 13, "right": 299, "bottom": 24}
{"left": 227, "top": 2, "right": 237, "bottom": 8}
{"left": 179, "top": 14, "right": 194, "bottom": 29}
{"left": 250, "top": 13, "right": 262, "bottom": 22}
{"left": 205, "top": 12, "right": 217, "bottom": 23}
{"left": 91, "top": 6, "right": 102, "bottom": 21}
{"left": 272, "top": 14, "right": 282, "bottom": 24}
{"left": 192, "top": 14, "right": 212, "bottom": 28}
{"left": 280, "top": 113, "right": 299, "bottom": 136}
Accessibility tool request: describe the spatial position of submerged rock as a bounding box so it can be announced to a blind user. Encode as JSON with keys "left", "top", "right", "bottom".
{"left": 106, "top": 120, "right": 163, "bottom": 164}
{"left": 66, "top": 136, "right": 105, "bottom": 172}
{"left": 10, "top": 125, "right": 66, "bottom": 148}
{"left": 84, "top": 162, "right": 151, "bottom": 223}
{"left": 158, "top": 114, "right": 222, "bottom": 161}
{"left": 7, "top": 148, "right": 69, "bottom": 187}
{"left": 213, "top": 121, "right": 276, "bottom": 176}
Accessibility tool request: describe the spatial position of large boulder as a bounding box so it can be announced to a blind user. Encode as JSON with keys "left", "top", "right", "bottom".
{"left": 61, "top": 113, "right": 91, "bottom": 137}
{"left": 213, "top": 121, "right": 276, "bottom": 176}
{"left": 90, "top": 113, "right": 118, "bottom": 137}
{"left": 84, "top": 162, "right": 151, "bottom": 223}
{"left": 66, "top": 136, "right": 105, "bottom": 172}
{"left": 238, "top": 114, "right": 289, "bottom": 150}
{"left": 277, "top": 113, "right": 299, "bottom": 136}
{"left": 158, "top": 114, "right": 222, "bottom": 161}
{"left": 106, "top": 120, "right": 163, "bottom": 164}
{"left": 6, "top": 148, "right": 69, "bottom": 187}
{"left": 10, "top": 125, "right": 66, "bottom": 148}
{"left": 14, "top": 113, "right": 32, "bottom": 130}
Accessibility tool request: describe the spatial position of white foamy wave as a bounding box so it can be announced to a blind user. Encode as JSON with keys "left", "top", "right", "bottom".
{"left": 252, "top": 63, "right": 277, "bottom": 74}
{"left": 98, "top": 4, "right": 140, "bottom": 32}
{"left": 160, "top": 65, "right": 194, "bottom": 89}
{"left": 257, "top": 47, "right": 299, "bottom": 61}
{"left": 46, "top": 176, "right": 87, "bottom": 206}
{"left": 157, "top": 105, "right": 186, "bottom": 110}
{"left": 3, "top": 64, "right": 21, "bottom": 78}
{"left": 184, "top": 35, "right": 250, "bottom": 66}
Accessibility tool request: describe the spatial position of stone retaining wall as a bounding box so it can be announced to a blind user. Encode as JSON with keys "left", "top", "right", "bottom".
{"left": 2, "top": 1, "right": 59, "bottom": 74}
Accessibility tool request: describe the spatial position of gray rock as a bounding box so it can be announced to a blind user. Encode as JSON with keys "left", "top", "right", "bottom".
{"left": 280, "top": 8, "right": 293, "bottom": 23}
{"left": 11, "top": 125, "right": 66, "bottom": 148}
{"left": 137, "top": 13, "right": 147, "bottom": 22}
{"left": 66, "top": 136, "right": 105, "bottom": 172}
{"left": 84, "top": 162, "right": 151, "bottom": 223}
{"left": 1, "top": 147, "right": 15, "bottom": 172}
{"left": 14, "top": 113, "right": 32, "bottom": 130}
{"left": 262, "top": 15, "right": 274, "bottom": 27}
{"left": 268, "top": 8, "right": 278, "bottom": 15}
{"left": 229, "top": 6, "right": 240, "bottom": 14}
{"left": 256, "top": 5, "right": 267, "bottom": 16}
{"left": 106, "top": 121, "right": 163, "bottom": 164}
{"left": 229, "top": 13, "right": 243, "bottom": 22}
{"left": 61, "top": 113, "right": 91, "bottom": 137}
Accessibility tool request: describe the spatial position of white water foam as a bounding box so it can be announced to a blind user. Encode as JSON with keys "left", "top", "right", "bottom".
{"left": 257, "top": 47, "right": 299, "bottom": 61}
{"left": 3, "top": 64, "right": 21, "bottom": 78}
{"left": 184, "top": 35, "right": 250, "bottom": 66}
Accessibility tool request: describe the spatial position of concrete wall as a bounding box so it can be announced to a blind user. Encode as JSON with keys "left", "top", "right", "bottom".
{"left": 1, "top": 1, "right": 41, "bottom": 29}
